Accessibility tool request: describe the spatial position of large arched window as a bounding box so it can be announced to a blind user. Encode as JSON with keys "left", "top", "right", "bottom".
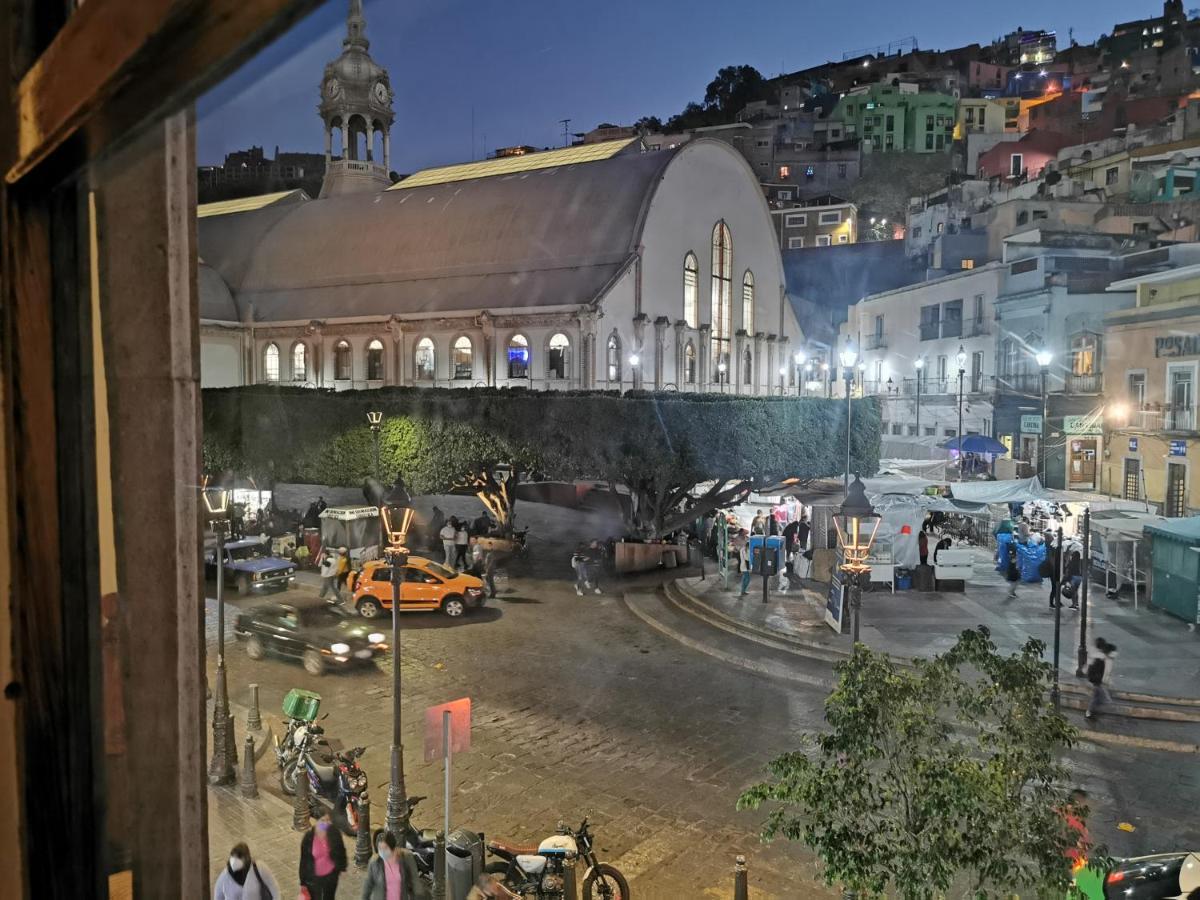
{"left": 607, "top": 333, "right": 622, "bottom": 383}
{"left": 291, "top": 342, "right": 307, "bottom": 382}
{"left": 507, "top": 334, "right": 529, "bottom": 379}
{"left": 263, "top": 342, "right": 280, "bottom": 382}
{"left": 548, "top": 333, "right": 570, "bottom": 380}
{"left": 683, "top": 252, "right": 699, "bottom": 328}
{"left": 684, "top": 342, "right": 697, "bottom": 383}
{"left": 334, "top": 339, "right": 352, "bottom": 380}
{"left": 453, "top": 336, "right": 473, "bottom": 380}
{"left": 414, "top": 337, "right": 435, "bottom": 381}
{"left": 710, "top": 222, "right": 732, "bottom": 380}
{"left": 742, "top": 270, "right": 755, "bottom": 334}
{"left": 366, "top": 339, "right": 384, "bottom": 381}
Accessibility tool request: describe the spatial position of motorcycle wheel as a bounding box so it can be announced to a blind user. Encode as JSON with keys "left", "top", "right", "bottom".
{"left": 330, "top": 799, "right": 357, "bottom": 837}
{"left": 279, "top": 760, "right": 298, "bottom": 795}
{"left": 583, "top": 864, "right": 630, "bottom": 900}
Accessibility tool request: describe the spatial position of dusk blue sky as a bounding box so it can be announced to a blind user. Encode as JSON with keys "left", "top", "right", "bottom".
{"left": 197, "top": 0, "right": 1153, "bottom": 172}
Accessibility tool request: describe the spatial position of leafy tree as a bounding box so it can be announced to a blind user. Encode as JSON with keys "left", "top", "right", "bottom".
{"left": 703, "top": 65, "right": 767, "bottom": 118}
{"left": 848, "top": 151, "right": 952, "bottom": 227}
{"left": 634, "top": 115, "right": 664, "bottom": 133}
{"left": 665, "top": 101, "right": 712, "bottom": 132}
{"left": 739, "top": 628, "right": 1092, "bottom": 899}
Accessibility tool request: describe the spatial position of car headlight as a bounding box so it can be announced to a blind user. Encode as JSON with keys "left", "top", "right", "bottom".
{"left": 465, "top": 587, "right": 482, "bottom": 595}
{"left": 252, "top": 572, "right": 262, "bottom": 581}
{"left": 368, "top": 633, "right": 385, "bottom": 643}
{"left": 330, "top": 642, "right": 350, "bottom": 654}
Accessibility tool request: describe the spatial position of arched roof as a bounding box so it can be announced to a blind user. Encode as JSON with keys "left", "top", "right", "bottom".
{"left": 198, "top": 147, "right": 679, "bottom": 323}
{"left": 198, "top": 261, "right": 240, "bottom": 322}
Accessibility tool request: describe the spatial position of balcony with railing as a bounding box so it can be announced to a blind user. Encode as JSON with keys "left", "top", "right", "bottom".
{"left": 994, "top": 372, "right": 1043, "bottom": 395}
{"left": 919, "top": 322, "right": 940, "bottom": 341}
{"left": 941, "top": 317, "right": 963, "bottom": 339}
{"left": 866, "top": 332, "right": 887, "bottom": 350}
{"left": 1066, "top": 372, "right": 1101, "bottom": 394}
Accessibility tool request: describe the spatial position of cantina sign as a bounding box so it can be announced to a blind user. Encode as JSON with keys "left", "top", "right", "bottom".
{"left": 1156, "top": 335, "right": 1200, "bottom": 357}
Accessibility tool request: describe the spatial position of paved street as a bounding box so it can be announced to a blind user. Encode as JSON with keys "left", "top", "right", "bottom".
{"left": 207, "top": 567, "right": 1200, "bottom": 900}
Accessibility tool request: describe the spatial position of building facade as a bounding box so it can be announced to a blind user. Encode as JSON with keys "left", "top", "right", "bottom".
{"left": 770, "top": 200, "right": 857, "bottom": 250}
{"left": 832, "top": 84, "right": 958, "bottom": 154}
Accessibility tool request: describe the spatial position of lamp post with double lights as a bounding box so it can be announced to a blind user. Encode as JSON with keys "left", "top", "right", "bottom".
{"left": 914, "top": 356, "right": 924, "bottom": 436}
{"left": 1036, "top": 350, "right": 1053, "bottom": 485}
{"left": 371, "top": 478, "right": 415, "bottom": 840}
{"left": 204, "top": 477, "right": 236, "bottom": 785}
{"left": 367, "top": 410, "right": 383, "bottom": 481}
{"left": 833, "top": 475, "right": 881, "bottom": 644}
{"left": 840, "top": 343, "right": 858, "bottom": 497}
{"left": 955, "top": 345, "right": 967, "bottom": 480}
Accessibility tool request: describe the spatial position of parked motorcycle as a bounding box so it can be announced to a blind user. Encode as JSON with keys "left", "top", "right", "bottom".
{"left": 301, "top": 744, "right": 368, "bottom": 836}
{"left": 485, "top": 818, "right": 628, "bottom": 900}
{"left": 275, "top": 713, "right": 332, "bottom": 795}
{"left": 397, "top": 795, "right": 439, "bottom": 886}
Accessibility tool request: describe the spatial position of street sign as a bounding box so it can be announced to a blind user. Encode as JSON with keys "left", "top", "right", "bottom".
{"left": 1020, "top": 414, "right": 1042, "bottom": 434}
{"left": 825, "top": 555, "right": 848, "bottom": 634}
{"left": 1170, "top": 439, "right": 1188, "bottom": 458}
{"left": 1129, "top": 437, "right": 1138, "bottom": 452}
{"left": 424, "top": 697, "right": 471, "bottom": 762}
{"left": 1063, "top": 415, "right": 1102, "bottom": 436}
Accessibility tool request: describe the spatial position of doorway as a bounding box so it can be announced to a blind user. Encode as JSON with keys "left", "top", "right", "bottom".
{"left": 1166, "top": 463, "right": 1188, "bottom": 517}
{"left": 1068, "top": 439, "right": 1097, "bottom": 490}
{"left": 1123, "top": 458, "right": 1141, "bottom": 501}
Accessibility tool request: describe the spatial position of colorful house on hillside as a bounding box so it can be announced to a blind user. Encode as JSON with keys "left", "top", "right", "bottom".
{"left": 832, "top": 84, "right": 957, "bottom": 154}
{"left": 976, "top": 130, "right": 1074, "bottom": 182}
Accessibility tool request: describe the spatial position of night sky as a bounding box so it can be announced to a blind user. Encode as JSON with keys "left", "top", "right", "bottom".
{"left": 197, "top": 0, "right": 1151, "bottom": 173}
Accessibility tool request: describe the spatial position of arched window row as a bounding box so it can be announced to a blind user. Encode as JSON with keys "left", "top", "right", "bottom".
{"left": 682, "top": 252, "right": 699, "bottom": 329}
{"left": 410, "top": 333, "right": 575, "bottom": 382}
{"left": 711, "top": 221, "right": 733, "bottom": 382}
{"left": 742, "top": 270, "right": 755, "bottom": 335}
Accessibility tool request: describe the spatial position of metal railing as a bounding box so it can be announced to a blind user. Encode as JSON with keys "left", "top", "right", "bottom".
{"left": 919, "top": 323, "right": 940, "bottom": 341}
{"left": 866, "top": 333, "right": 887, "bottom": 350}
{"left": 964, "top": 319, "right": 990, "bottom": 337}
{"left": 994, "top": 373, "right": 1042, "bottom": 395}
{"left": 1066, "top": 373, "right": 1102, "bottom": 394}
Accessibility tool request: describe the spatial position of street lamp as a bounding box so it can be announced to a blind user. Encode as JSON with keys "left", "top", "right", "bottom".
{"left": 833, "top": 475, "right": 881, "bottom": 644}
{"left": 717, "top": 360, "right": 727, "bottom": 393}
{"left": 367, "top": 410, "right": 383, "bottom": 481}
{"left": 955, "top": 345, "right": 967, "bottom": 481}
{"left": 1036, "top": 350, "right": 1052, "bottom": 486}
{"left": 821, "top": 361, "right": 830, "bottom": 398}
{"left": 914, "top": 356, "right": 925, "bottom": 437}
{"left": 840, "top": 343, "right": 857, "bottom": 496}
{"left": 369, "top": 477, "right": 415, "bottom": 840}
{"left": 794, "top": 351, "right": 805, "bottom": 396}
{"left": 629, "top": 354, "right": 641, "bottom": 392}
{"left": 779, "top": 366, "right": 788, "bottom": 395}
{"left": 203, "top": 476, "right": 235, "bottom": 785}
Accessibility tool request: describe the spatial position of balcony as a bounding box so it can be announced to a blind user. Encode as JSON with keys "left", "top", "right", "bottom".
{"left": 995, "top": 373, "right": 1043, "bottom": 395}
{"left": 941, "top": 319, "right": 963, "bottom": 339}
{"left": 866, "top": 333, "right": 887, "bottom": 350}
{"left": 919, "top": 322, "right": 941, "bottom": 341}
{"left": 1066, "top": 373, "right": 1101, "bottom": 394}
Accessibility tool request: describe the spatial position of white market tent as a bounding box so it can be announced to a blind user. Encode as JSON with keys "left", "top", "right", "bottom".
{"left": 1088, "top": 509, "right": 1166, "bottom": 608}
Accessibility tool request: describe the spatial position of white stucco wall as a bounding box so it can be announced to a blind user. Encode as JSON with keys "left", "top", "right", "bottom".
{"left": 200, "top": 330, "right": 245, "bottom": 388}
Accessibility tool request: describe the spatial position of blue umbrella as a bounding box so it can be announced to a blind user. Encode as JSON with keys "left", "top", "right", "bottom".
{"left": 940, "top": 434, "right": 1009, "bottom": 455}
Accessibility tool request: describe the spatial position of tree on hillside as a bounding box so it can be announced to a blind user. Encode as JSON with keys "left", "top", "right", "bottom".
{"left": 848, "top": 151, "right": 952, "bottom": 228}
{"left": 703, "top": 65, "right": 767, "bottom": 118}
{"left": 634, "top": 115, "right": 663, "bottom": 133}
{"left": 739, "top": 628, "right": 1094, "bottom": 899}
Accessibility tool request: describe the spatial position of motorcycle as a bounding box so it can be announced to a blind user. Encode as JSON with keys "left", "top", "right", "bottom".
{"left": 275, "top": 713, "right": 332, "bottom": 795}
{"left": 485, "top": 818, "right": 629, "bottom": 900}
{"left": 397, "top": 795, "right": 439, "bottom": 887}
{"left": 301, "top": 744, "right": 368, "bottom": 836}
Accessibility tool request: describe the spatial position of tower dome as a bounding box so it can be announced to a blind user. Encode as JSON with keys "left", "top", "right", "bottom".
{"left": 319, "top": 0, "right": 394, "bottom": 197}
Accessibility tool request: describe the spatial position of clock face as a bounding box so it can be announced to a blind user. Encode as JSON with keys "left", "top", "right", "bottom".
{"left": 325, "top": 79, "right": 341, "bottom": 98}
{"left": 373, "top": 82, "right": 389, "bottom": 103}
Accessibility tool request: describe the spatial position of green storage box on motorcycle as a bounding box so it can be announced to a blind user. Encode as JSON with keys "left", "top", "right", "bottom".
{"left": 282, "top": 688, "right": 321, "bottom": 722}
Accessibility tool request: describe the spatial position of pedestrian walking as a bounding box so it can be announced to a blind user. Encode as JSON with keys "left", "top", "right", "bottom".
{"left": 316, "top": 496, "right": 328, "bottom": 513}
{"left": 483, "top": 549, "right": 498, "bottom": 599}
{"left": 317, "top": 548, "right": 342, "bottom": 605}
{"left": 213, "top": 842, "right": 280, "bottom": 900}
{"left": 361, "top": 829, "right": 423, "bottom": 900}
{"left": 439, "top": 519, "right": 456, "bottom": 568}
{"left": 1085, "top": 638, "right": 1116, "bottom": 721}
{"left": 427, "top": 506, "right": 445, "bottom": 552}
{"left": 571, "top": 544, "right": 590, "bottom": 596}
{"left": 335, "top": 546, "right": 350, "bottom": 590}
{"left": 453, "top": 520, "right": 470, "bottom": 570}
{"left": 918, "top": 526, "right": 929, "bottom": 566}
{"left": 585, "top": 540, "right": 605, "bottom": 594}
{"left": 737, "top": 530, "right": 752, "bottom": 596}
{"left": 299, "top": 811, "right": 347, "bottom": 900}
{"left": 1065, "top": 549, "right": 1082, "bottom": 610}
{"left": 1043, "top": 531, "right": 1061, "bottom": 609}
{"left": 1005, "top": 532, "right": 1023, "bottom": 600}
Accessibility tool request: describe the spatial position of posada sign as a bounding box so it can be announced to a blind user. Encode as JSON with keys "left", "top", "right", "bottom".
{"left": 1155, "top": 335, "right": 1200, "bottom": 358}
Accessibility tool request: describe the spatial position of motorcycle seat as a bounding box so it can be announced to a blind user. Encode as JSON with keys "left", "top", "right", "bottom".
{"left": 310, "top": 761, "right": 338, "bottom": 788}
{"left": 488, "top": 839, "right": 540, "bottom": 857}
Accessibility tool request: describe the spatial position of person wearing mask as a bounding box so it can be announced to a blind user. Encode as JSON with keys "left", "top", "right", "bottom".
{"left": 439, "top": 519, "right": 457, "bottom": 568}
{"left": 750, "top": 510, "right": 767, "bottom": 535}
{"left": 1085, "top": 638, "right": 1116, "bottom": 721}
{"left": 317, "top": 548, "right": 342, "bottom": 605}
{"left": 299, "top": 810, "right": 347, "bottom": 900}
{"left": 361, "top": 829, "right": 422, "bottom": 900}
{"left": 214, "top": 842, "right": 280, "bottom": 900}
{"left": 453, "top": 520, "right": 470, "bottom": 571}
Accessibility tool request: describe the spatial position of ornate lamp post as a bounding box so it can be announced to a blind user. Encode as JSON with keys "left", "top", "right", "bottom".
{"left": 373, "top": 478, "right": 415, "bottom": 839}
{"left": 1036, "top": 350, "right": 1052, "bottom": 486}
{"left": 629, "top": 353, "right": 641, "bottom": 392}
{"left": 204, "top": 476, "right": 236, "bottom": 785}
{"left": 717, "top": 360, "right": 727, "bottom": 394}
{"left": 821, "top": 361, "right": 831, "bottom": 398}
{"left": 913, "top": 356, "right": 924, "bottom": 437}
{"left": 833, "top": 476, "right": 881, "bottom": 645}
{"left": 839, "top": 342, "right": 858, "bottom": 497}
{"left": 793, "top": 351, "right": 804, "bottom": 396}
{"left": 778, "top": 366, "right": 787, "bottom": 395}
{"left": 367, "top": 410, "right": 383, "bottom": 481}
{"left": 955, "top": 345, "right": 967, "bottom": 480}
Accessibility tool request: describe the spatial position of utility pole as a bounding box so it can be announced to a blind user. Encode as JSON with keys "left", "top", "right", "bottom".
{"left": 559, "top": 118, "right": 571, "bottom": 148}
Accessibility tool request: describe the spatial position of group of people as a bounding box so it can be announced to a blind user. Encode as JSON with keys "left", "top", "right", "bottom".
{"left": 214, "top": 810, "right": 420, "bottom": 900}
{"left": 997, "top": 520, "right": 1084, "bottom": 609}
{"left": 727, "top": 507, "right": 812, "bottom": 597}
{"left": 317, "top": 545, "right": 351, "bottom": 605}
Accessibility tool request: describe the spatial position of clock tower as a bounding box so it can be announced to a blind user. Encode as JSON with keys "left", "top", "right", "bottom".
{"left": 318, "top": 0, "right": 394, "bottom": 198}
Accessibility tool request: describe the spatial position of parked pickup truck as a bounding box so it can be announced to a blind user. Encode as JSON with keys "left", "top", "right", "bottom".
{"left": 206, "top": 538, "right": 296, "bottom": 595}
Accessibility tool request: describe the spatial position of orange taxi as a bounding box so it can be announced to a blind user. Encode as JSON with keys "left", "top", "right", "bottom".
{"left": 350, "top": 556, "right": 487, "bottom": 618}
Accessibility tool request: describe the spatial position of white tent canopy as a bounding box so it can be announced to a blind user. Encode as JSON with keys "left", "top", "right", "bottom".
{"left": 947, "top": 477, "right": 1051, "bottom": 504}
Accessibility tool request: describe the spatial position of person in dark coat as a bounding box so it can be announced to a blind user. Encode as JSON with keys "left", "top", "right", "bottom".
{"left": 918, "top": 527, "right": 929, "bottom": 566}
{"left": 361, "top": 830, "right": 425, "bottom": 900}
{"left": 299, "top": 811, "right": 347, "bottom": 900}
{"left": 426, "top": 506, "right": 445, "bottom": 551}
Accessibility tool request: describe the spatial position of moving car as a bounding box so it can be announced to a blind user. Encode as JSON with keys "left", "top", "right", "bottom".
{"left": 351, "top": 556, "right": 486, "bottom": 618}
{"left": 1093, "top": 851, "right": 1200, "bottom": 899}
{"left": 207, "top": 537, "right": 295, "bottom": 595}
{"left": 233, "top": 601, "right": 387, "bottom": 675}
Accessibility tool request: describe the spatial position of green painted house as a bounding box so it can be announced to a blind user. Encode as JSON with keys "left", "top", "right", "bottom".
{"left": 832, "top": 85, "right": 957, "bottom": 154}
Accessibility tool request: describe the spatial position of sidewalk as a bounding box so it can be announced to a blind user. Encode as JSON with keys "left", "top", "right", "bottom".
{"left": 679, "top": 547, "right": 1200, "bottom": 700}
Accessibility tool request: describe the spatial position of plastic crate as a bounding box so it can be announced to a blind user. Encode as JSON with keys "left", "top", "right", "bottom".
{"left": 282, "top": 688, "right": 321, "bottom": 722}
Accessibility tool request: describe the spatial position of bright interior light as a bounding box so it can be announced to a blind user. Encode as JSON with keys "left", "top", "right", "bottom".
{"left": 1036, "top": 350, "right": 1052, "bottom": 367}
{"left": 821, "top": 362, "right": 830, "bottom": 371}
{"left": 717, "top": 362, "right": 727, "bottom": 373}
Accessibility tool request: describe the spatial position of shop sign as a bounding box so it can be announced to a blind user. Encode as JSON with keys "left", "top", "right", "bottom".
{"left": 1020, "top": 414, "right": 1042, "bottom": 434}
{"left": 1170, "top": 439, "right": 1188, "bottom": 457}
{"left": 1063, "top": 415, "right": 1102, "bottom": 436}
{"left": 1129, "top": 437, "right": 1138, "bottom": 452}
{"left": 1155, "top": 335, "right": 1200, "bottom": 358}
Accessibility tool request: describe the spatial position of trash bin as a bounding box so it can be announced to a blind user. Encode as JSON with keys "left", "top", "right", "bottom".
{"left": 445, "top": 828, "right": 483, "bottom": 900}
{"left": 895, "top": 569, "right": 912, "bottom": 590}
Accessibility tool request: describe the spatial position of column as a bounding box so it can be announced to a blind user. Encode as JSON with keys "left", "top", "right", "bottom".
{"left": 734, "top": 332, "right": 747, "bottom": 394}
{"left": 673, "top": 321, "right": 686, "bottom": 387}
{"left": 324, "top": 125, "right": 332, "bottom": 167}
{"left": 653, "top": 316, "right": 669, "bottom": 390}
{"left": 383, "top": 130, "right": 391, "bottom": 172}
{"left": 753, "top": 333, "right": 764, "bottom": 394}
{"left": 366, "top": 124, "right": 374, "bottom": 162}
{"left": 699, "top": 324, "right": 711, "bottom": 387}
{"left": 765, "top": 336, "right": 777, "bottom": 396}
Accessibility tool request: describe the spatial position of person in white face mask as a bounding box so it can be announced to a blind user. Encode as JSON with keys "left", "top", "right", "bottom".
{"left": 214, "top": 842, "right": 280, "bottom": 900}
{"left": 360, "top": 829, "right": 425, "bottom": 900}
